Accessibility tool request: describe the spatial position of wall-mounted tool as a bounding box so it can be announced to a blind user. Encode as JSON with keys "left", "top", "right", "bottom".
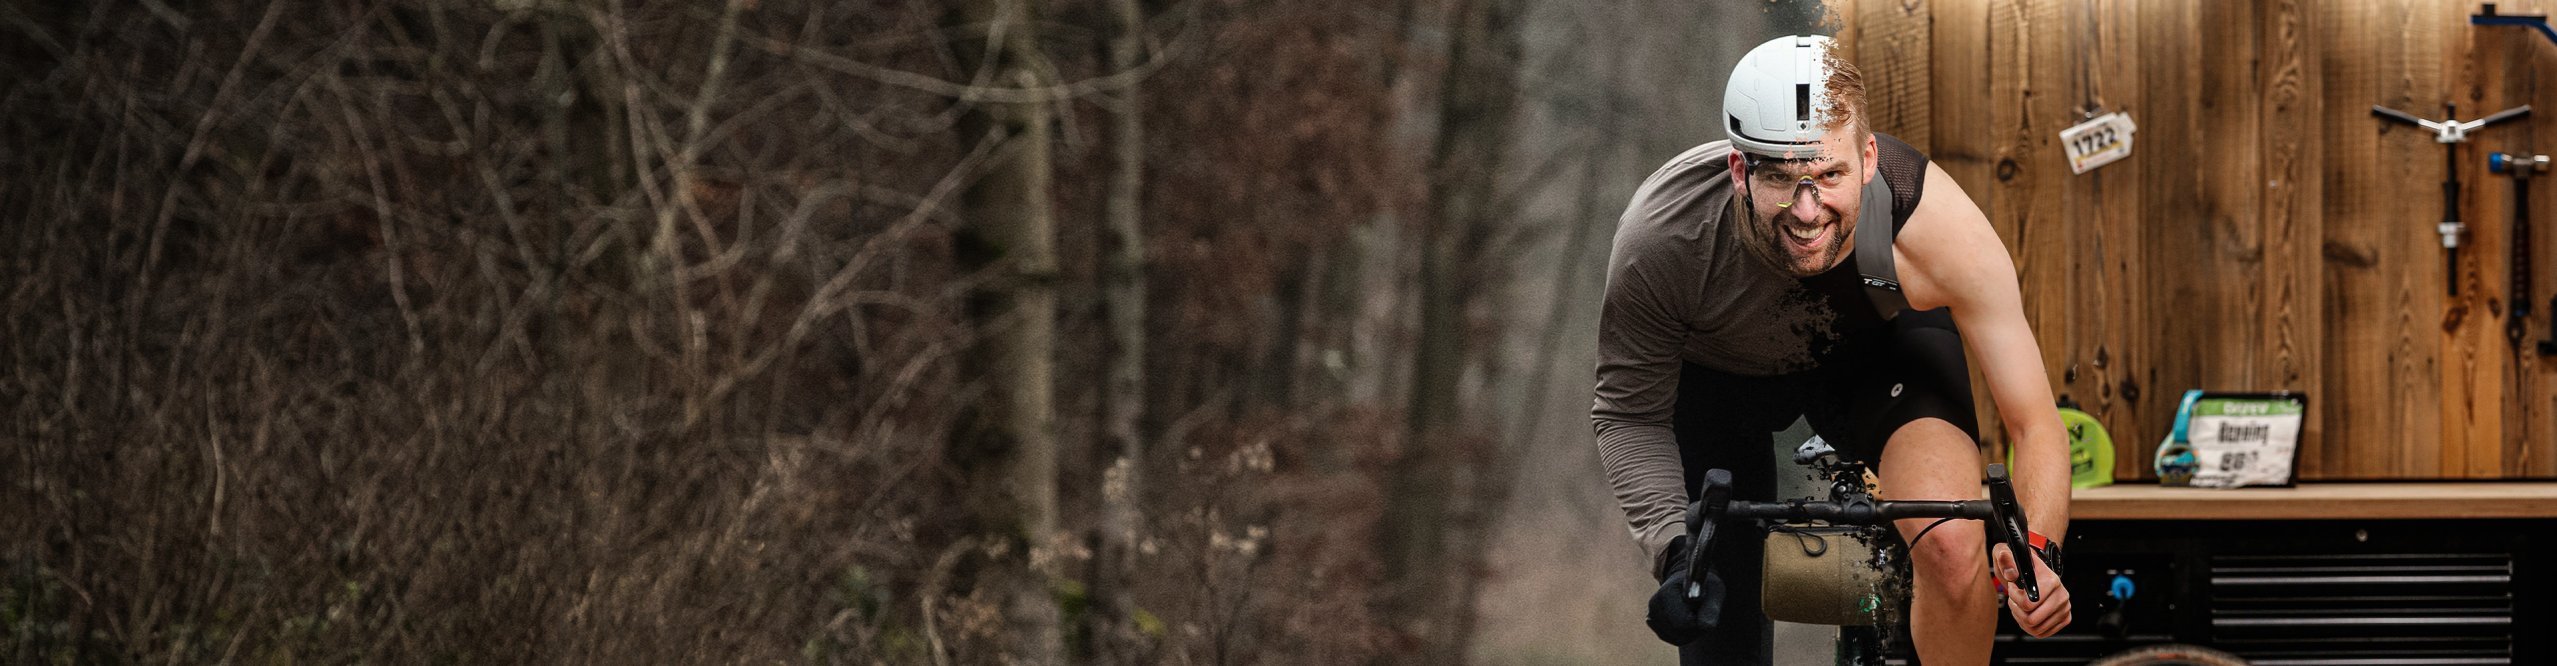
{"left": 2477, "top": 4, "right": 2557, "bottom": 49}
{"left": 2373, "top": 104, "right": 2533, "bottom": 296}
{"left": 2490, "top": 152, "right": 2547, "bottom": 349}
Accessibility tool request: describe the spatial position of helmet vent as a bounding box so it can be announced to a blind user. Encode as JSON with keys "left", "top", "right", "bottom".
{"left": 1795, "top": 83, "right": 1812, "bottom": 124}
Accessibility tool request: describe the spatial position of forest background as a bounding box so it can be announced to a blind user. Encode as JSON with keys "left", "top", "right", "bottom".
{"left": 1, "top": 0, "right": 1825, "bottom": 663}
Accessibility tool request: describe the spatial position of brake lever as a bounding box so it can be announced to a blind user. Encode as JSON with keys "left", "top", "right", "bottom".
{"left": 1984, "top": 463, "right": 2041, "bottom": 603}
{"left": 1684, "top": 468, "right": 1734, "bottom": 603}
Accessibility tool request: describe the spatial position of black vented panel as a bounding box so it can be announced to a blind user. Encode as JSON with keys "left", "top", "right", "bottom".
{"left": 2210, "top": 553, "right": 2514, "bottom": 666}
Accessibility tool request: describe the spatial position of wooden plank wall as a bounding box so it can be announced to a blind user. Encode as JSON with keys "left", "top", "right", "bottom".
{"left": 1836, "top": 0, "right": 2557, "bottom": 480}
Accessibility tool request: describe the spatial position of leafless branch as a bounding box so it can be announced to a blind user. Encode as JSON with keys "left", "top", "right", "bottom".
{"left": 744, "top": 27, "right": 1177, "bottom": 106}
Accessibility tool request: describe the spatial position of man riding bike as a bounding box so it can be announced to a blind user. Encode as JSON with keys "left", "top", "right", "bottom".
{"left": 1592, "top": 35, "right": 2073, "bottom": 663}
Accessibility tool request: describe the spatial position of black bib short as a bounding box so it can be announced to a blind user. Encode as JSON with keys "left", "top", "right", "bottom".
{"left": 1671, "top": 304, "right": 1981, "bottom": 664}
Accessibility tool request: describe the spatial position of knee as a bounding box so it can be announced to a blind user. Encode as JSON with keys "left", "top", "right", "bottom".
{"left": 1906, "top": 522, "right": 1991, "bottom": 604}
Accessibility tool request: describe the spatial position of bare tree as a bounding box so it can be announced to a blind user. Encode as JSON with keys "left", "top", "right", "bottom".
{"left": 1385, "top": 0, "right": 1526, "bottom": 657}
{"left": 1088, "top": 0, "right": 1154, "bottom": 659}
{"left": 951, "top": 0, "right": 1063, "bottom": 662}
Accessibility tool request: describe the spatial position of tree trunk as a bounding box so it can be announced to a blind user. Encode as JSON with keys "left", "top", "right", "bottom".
{"left": 1511, "top": 2, "right": 1630, "bottom": 466}
{"left": 952, "top": 0, "right": 1060, "bottom": 662}
{"left": 1383, "top": 0, "right": 1522, "bottom": 658}
{"left": 1088, "top": 0, "right": 1151, "bottom": 659}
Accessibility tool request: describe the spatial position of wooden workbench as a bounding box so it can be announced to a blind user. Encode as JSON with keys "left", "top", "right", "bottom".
{"left": 2069, "top": 482, "right": 2557, "bottom": 520}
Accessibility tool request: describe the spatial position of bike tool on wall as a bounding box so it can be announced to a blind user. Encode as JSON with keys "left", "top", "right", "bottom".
{"left": 2477, "top": 4, "right": 2557, "bottom": 49}
{"left": 2474, "top": 5, "right": 2557, "bottom": 353}
{"left": 2490, "top": 151, "right": 2549, "bottom": 350}
{"left": 2372, "top": 103, "right": 2531, "bottom": 296}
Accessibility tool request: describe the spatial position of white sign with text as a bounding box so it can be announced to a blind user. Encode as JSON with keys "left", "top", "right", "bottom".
{"left": 2060, "top": 112, "right": 2138, "bottom": 175}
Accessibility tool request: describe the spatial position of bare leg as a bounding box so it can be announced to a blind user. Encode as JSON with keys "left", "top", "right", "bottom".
{"left": 1879, "top": 417, "right": 1998, "bottom": 665}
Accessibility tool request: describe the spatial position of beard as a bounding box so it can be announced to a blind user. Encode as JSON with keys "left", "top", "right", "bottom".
{"left": 1737, "top": 195, "right": 1857, "bottom": 278}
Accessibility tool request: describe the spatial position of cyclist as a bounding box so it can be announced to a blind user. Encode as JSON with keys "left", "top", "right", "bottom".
{"left": 1592, "top": 35, "right": 2073, "bottom": 664}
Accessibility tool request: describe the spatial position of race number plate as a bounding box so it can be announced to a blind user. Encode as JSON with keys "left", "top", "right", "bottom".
{"left": 2059, "top": 112, "right": 2137, "bottom": 174}
{"left": 2185, "top": 394, "right": 2305, "bottom": 489}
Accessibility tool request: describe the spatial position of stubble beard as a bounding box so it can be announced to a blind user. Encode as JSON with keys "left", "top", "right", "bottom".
{"left": 1739, "top": 195, "right": 1854, "bottom": 278}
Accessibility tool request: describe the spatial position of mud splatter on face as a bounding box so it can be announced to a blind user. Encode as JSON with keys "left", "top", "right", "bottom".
{"left": 1732, "top": 131, "right": 1868, "bottom": 279}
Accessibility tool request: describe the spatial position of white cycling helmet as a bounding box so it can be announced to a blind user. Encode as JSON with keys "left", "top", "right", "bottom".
{"left": 1724, "top": 35, "right": 1842, "bottom": 159}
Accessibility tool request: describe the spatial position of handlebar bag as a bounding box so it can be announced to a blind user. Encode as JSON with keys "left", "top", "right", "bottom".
{"left": 1761, "top": 524, "right": 1893, "bottom": 626}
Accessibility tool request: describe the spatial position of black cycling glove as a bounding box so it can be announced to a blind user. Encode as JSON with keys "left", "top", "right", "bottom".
{"left": 1646, "top": 534, "right": 1723, "bottom": 645}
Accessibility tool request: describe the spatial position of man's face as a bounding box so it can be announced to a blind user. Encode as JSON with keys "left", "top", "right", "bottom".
{"left": 1729, "top": 131, "right": 1875, "bottom": 278}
